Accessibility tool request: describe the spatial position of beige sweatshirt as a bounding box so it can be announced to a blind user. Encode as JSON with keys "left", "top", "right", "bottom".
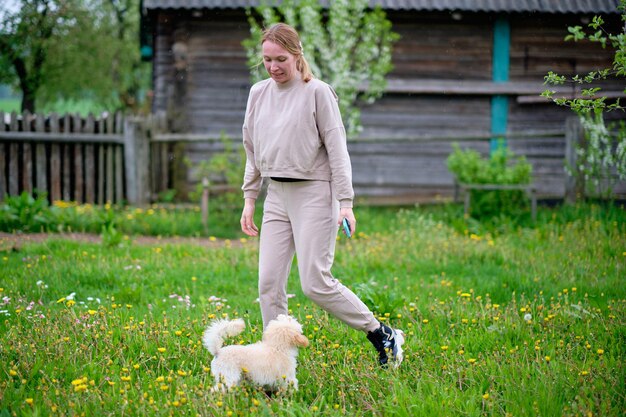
{"left": 241, "top": 76, "right": 354, "bottom": 208}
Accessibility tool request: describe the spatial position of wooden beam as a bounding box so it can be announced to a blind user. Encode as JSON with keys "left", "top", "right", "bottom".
{"left": 370, "top": 78, "right": 578, "bottom": 96}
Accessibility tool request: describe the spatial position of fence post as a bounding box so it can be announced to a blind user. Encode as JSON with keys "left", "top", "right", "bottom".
{"left": 0, "top": 112, "right": 5, "bottom": 201}
{"left": 124, "top": 117, "right": 151, "bottom": 205}
{"left": 564, "top": 116, "right": 584, "bottom": 204}
{"left": 201, "top": 177, "right": 210, "bottom": 235}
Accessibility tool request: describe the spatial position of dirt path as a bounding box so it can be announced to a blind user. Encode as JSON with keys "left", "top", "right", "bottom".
{"left": 0, "top": 232, "right": 250, "bottom": 251}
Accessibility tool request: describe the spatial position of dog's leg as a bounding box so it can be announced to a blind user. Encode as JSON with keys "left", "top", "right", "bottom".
{"left": 281, "top": 372, "right": 298, "bottom": 391}
{"left": 211, "top": 362, "right": 242, "bottom": 392}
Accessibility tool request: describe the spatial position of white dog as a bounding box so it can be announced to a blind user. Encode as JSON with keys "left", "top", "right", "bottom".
{"left": 202, "top": 314, "right": 309, "bottom": 392}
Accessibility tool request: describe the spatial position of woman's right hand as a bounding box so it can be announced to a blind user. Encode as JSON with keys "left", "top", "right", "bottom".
{"left": 240, "top": 198, "right": 259, "bottom": 237}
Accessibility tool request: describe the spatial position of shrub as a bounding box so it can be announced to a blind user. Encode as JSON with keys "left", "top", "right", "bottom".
{"left": 0, "top": 191, "right": 56, "bottom": 232}
{"left": 447, "top": 143, "right": 533, "bottom": 217}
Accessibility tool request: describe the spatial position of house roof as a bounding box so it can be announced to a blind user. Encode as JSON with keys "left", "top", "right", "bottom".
{"left": 142, "top": 0, "right": 621, "bottom": 14}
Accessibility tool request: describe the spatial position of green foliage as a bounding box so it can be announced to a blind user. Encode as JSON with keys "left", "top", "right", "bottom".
{"left": 447, "top": 144, "right": 532, "bottom": 185}
{"left": 354, "top": 278, "right": 405, "bottom": 316}
{"left": 185, "top": 133, "right": 247, "bottom": 208}
{"left": 0, "top": 191, "right": 55, "bottom": 232}
{"left": 447, "top": 143, "right": 533, "bottom": 217}
{"left": 0, "top": 204, "right": 624, "bottom": 416}
{"left": 0, "top": 0, "right": 150, "bottom": 113}
{"left": 542, "top": 0, "right": 626, "bottom": 199}
{"left": 542, "top": 0, "right": 626, "bottom": 114}
{"left": 243, "top": 0, "right": 399, "bottom": 137}
{"left": 573, "top": 113, "right": 626, "bottom": 198}
{"left": 0, "top": 194, "right": 247, "bottom": 239}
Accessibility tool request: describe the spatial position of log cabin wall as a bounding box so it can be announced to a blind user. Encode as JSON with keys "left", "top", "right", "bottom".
{"left": 146, "top": 6, "right": 625, "bottom": 202}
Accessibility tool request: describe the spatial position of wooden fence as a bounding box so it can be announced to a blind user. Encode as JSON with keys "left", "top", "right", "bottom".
{"left": 0, "top": 111, "right": 149, "bottom": 205}
{"left": 1, "top": 112, "right": 622, "bottom": 206}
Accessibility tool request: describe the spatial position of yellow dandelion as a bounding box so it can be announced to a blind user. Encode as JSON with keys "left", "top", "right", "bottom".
{"left": 157, "top": 347, "right": 166, "bottom": 353}
{"left": 74, "top": 384, "right": 88, "bottom": 392}
{"left": 71, "top": 377, "right": 88, "bottom": 386}
{"left": 160, "top": 385, "right": 169, "bottom": 391}
{"left": 9, "top": 370, "right": 17, "bottom": 376}
{"left": 468, "top": 358, "right": 477, "bottom": 364}
{"left": 597, "top": 349, "right": 604, "bottom": 355}
{"left": 25, "top": 398, "right": 34, "bottom": 405}
{"left": 441, "top": 346, "right": 449, "bottom": 351}
{"left": 482, "top": 393, "right": 490, "bottom": 400}
{"left": 545, "top": 356, "right": 551, "bottom": 362}
{"left": 177, "top": 370, "right": 187, "bottom": 376}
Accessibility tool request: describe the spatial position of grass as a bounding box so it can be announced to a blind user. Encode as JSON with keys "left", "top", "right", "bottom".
{"left": 0, "top": 203, "right": 624, "bottom": 416}
{"left": 0, "top": 98, "right": 107, "bottom": 115}
{"left": 0, "top": 98, "right": 20, "bottom": 113}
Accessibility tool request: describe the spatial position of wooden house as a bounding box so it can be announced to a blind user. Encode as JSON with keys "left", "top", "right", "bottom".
{"left": 139, "top": 0, "right": 625, "bottom": 202}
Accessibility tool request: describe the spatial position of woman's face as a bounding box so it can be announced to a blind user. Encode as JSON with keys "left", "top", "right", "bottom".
{"left": 262, "top": 40, "right": 298, "bottom": 84}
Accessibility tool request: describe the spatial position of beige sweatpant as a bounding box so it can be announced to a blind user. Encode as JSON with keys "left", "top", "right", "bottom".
{"left": 258, "top": 179, "right": 379, "bottom": 333}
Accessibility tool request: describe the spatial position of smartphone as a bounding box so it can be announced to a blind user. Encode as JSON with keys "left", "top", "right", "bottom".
{"left": 342, "top": 217, "right": 352, "bottom": 238}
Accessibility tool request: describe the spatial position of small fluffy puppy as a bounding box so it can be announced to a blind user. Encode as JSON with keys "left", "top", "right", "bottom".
{"left": 202, "top": 314, "right": 309, "bottom": 392}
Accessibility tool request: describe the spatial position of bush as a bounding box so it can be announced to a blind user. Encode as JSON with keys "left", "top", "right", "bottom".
{"left": 447, "top": 143, "right": 533, "bottom": 217}
{"left": 0, "top": 191, "right": 57, "bottom": 232}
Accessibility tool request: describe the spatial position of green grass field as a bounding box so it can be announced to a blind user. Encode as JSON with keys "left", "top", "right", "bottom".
{"left": 0, "top": 204, "right": 624, "bottom": 416}
{"left": 0, "top": 98, "right": 20, "bottom": 113}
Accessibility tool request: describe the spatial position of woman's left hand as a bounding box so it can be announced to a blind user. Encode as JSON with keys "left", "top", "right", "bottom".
{"left": 339, "top": 207, "right": 356, "bottom": 236}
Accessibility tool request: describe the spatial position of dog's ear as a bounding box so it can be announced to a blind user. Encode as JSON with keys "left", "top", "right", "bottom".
{"left": 294, "top": 334, "right": 309, "bottom": 347}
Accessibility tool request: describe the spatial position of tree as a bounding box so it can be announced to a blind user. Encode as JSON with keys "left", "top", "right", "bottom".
{"left": 0, "top": 0, "right": 72, "bottom": 112}
{"left": 243, "top": 0, "right": 399, "bottom": 137}
{"left": 542, "top": 0, "right": 626, "bottom": 197}
{"left": 0, "top": 0, "right": 149, "bottom": 113}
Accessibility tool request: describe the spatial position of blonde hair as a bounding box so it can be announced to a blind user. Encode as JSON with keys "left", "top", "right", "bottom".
{"left": 261, "top": 23, "right": 313, "bottom": 82}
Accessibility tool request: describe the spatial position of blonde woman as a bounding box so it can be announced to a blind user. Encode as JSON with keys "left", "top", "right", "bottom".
{"left": 240, "top": 23, "right": 404, "bottom": 367}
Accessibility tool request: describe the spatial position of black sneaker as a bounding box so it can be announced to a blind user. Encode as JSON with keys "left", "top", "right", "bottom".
{"left": 367, "top": 323, "right": 405, "bottom": 368}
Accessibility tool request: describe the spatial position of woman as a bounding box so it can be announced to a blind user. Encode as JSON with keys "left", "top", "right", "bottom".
{"left": 240, "top": 23, "right": 403, "bottom": 367}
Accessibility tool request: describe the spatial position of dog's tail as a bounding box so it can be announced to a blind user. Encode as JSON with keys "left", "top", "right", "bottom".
{"left": 202, "top": 318, "right": 245, "bottom": 356}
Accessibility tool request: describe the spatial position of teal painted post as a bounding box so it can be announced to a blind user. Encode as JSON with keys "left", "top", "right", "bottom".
{"left": 491, "top": 17, "right": 510, "bottom": 153}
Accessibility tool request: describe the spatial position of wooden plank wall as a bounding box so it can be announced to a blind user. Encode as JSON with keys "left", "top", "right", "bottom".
{"left": 0, "top": 112, "right": 126, "bottom": 204}
{"left": 148, "top": 9, "right": 625, "bottom": 202}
